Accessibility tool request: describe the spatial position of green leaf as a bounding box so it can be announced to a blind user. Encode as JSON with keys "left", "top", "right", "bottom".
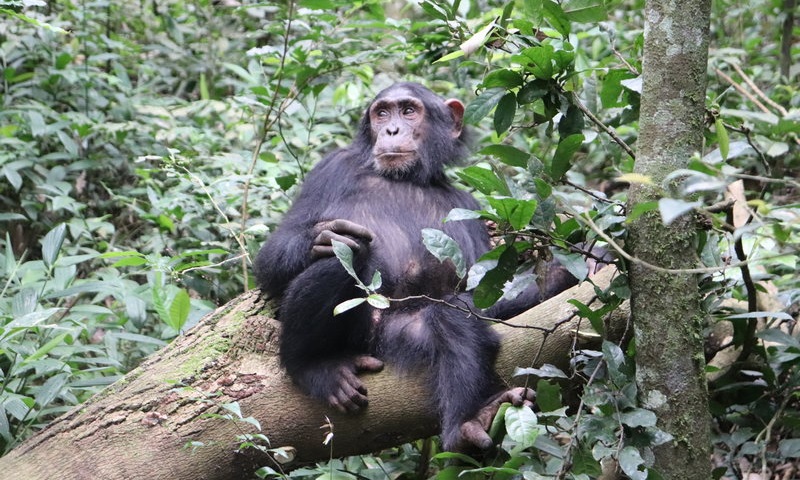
{"left": 480, "top": 145, "right": 530, "bottom": 168}
{"left": 0, "top": 212, "right": 26, "bottom": 222}
{"left": 334, "top": 297, "right": 366, "bottom": 316}
{"left": 658, "top": 198, "right": 701, "bottom": 225}
{"left": 600, "top": 69, "right": 638, "bottom": 108}
{"left": 482, "top": 69, "right": 525, "bottom": 89}
{"left": 619, "top": 408, "right": 658, "bottom": 427}
{"left": 514, "top": 363, "right": 568, "bottom": 379}
{"left": 366, "top": 294, "right": 390, "bottom": 309}
{"left": 535, "top": 379, "right": 562, "bottom": 413}
{"left": 444, "top": 208, "right": 483, "bottom": 222}
{"left": 550, "top": 133, "right": 584, "bottom": 179}
{"left": 152, "top": 274, "right": 170, "bottom": 325}
{"left": 474, "top": 246, "right": 518, "bottom": 308}
{"left": 332, "top": 240, "right": 359, "bottom": 283}
{"left": 572, "top": 444, "right": 603, "bottom": 476}
{"left": 504, "top": 405, "right": 539, "bottom": 448}
{"left": 367, "top": 270, "right": 382, "bottom": 290}
{"left": 42, "top": 223, "right": 67, "bottom": 268}
{"left": 113, "top": 256, "right": 148, "bottom": 268}
{"left": 487, "top": 197, "right": 538, "bottom": 230}
{"left": 779, "top": 439, "right": 800, "bottom": 458}
{"left": 714, "top": 117, "right": 729, "bottom": 160}
{"left": 464, "top": 88, "right": 507, "bottom": 124}
{"left": 756, "top": 327, "right": 800, "bottom": 347}
{"left": 518, "top": 46, "right": 555, "bottom": 79}
{"left": 55, "top": 52, "right": 72, "bottom": 69}
{"left": 456, "top": 166, "right": 510, "bottom": 196}
{"left": 434, "top": 49, "right": 465, "bottom": 63}
{"left": 521, "top": 0, "right": 544, "bottom": 24}
{"left": 35, "top": 373, "right": 68, "bottom": 410}
{"left": 460, "top": 20, "right": 496, "bottom": 56}
{"left": 199, "top": 72, "right": 210, "bottom": 101}
{"left": 562, "top": 0, "right": 607, "bottom": 22}
{"left": 518, "top": 79, "right": 550, "bottom": 104}
{"left": 168, "top": 289, "right": 191, "bottom": 331}
{"left": 551, "top": 249, "right": 588, "bottom": 281}
{"left": 299, "top": 0, "right": 334, "bottom": 9}
{"left": 494, "top": 93, "right": 517, "bottom": 135}
{"left": 542, "top": 0, "right": 571, "bottom": 36}
{"left": 558, "top": 104, "right": 584, "bottom": 137}
{"left": 28, "top": 111, "right": 46, "bottom": 137}
{"left": 421, "top": 228, "right": 466, "bottom": 279}
{"left": 619, "top": 446, "right": 647, "bottom": 480}
{"left": 626, "top": 200, "right": 659, "bottom": 222}
{"left": 20, "top": 332, "right": 70, "bottom": 366}
{"left": 419, "top": 0, "right": 449, "bottom": 21}
{"left": 275, "top": 174, "right": 297, "bottom": 191}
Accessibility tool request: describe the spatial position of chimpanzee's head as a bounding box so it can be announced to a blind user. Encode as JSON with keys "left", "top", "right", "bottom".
{"left": 355, "top": 82, "right": 470, "bottom": 183}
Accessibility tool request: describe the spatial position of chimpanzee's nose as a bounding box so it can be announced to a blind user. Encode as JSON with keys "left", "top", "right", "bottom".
{"left": 386, "top": 125, "right": 399, "bottom": 135}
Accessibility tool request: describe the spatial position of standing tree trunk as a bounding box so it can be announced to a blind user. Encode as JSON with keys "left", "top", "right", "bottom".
{"left": 627, "top": 0, "right": 712, "bottom": 478}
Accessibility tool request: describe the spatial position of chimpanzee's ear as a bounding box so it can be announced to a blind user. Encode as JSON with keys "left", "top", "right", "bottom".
{"left": 444, "top": 99, "right": 465, "bottom": 138}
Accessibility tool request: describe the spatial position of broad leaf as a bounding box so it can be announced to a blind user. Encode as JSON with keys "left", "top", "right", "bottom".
{"left": 504, "top": 405, "right": 539, "bottom": 447}
{"left": 480, "top": 144, "right": 530, "bottom": 168}
{"left": 494, "top": 92, "right": 517, "bottom": 135}
{"left": 422, "top": 228, "right": 466, "bottom": 279}
{"left": 658, "top": 198, "right": 701, "bottom": 225}
{"left": 464, "top": 88, "right": 507, "bottom": 124}
{"left": 42, "top": 223, "right": 66, "bottom": 268}
{"left": 550, "top": 133, "right": 584, "bottom": 180}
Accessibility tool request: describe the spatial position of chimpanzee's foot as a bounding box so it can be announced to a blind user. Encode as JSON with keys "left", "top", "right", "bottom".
{"left": 449, "top": 387, "right": 536, "bottom": 451}
{"left": 294, "top": 355, "right": 384, "bottom": 413}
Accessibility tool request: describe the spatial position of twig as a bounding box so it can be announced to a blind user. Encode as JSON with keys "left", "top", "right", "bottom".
{"left": 730, "top": 62, "right": 788, "bottom": 116}
{"left": 240, "top": 0, "right": 297, "bottom": 290}
{"left": 570, "top": 91, "right": 636, "bottom": 160}
{"left": 567, "top": 204, "right": 799, "bottom": 276}
{"left": 714, "top": 68, "right": 772, "bottom": 115}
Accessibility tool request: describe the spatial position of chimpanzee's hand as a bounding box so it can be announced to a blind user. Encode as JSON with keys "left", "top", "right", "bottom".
{"left": 296, "top": 355, "right": 384, "bottom": 413}
{"left": 457, "top": 387, "right": 536, "bottom": 451}
{"left": 311, "top": 219, "right": 374, "bottom": 259}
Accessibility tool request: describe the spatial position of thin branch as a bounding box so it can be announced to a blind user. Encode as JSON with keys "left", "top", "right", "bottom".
{"left": 714, "top": 68, "right": 772, "bottom": 115}
{"left": 240, "top": 0, "right": 297, "bottom": 290}
{"left": 730, "top": 62, "right": 788, "bottom": 116}
{"left": 568, "top": 204, "right": 799, "bottom": 276}
{"left": 570, "top": 91, "right": 636, "bottom": 160}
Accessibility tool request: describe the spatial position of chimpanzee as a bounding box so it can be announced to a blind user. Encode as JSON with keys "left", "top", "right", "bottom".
{"left": 256, "top": 82, "right": 565, "bottom": 451}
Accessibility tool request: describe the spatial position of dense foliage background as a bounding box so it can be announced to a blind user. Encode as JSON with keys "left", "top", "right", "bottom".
{"left": 0, "top": 0, "right": 797, "bottom": 478}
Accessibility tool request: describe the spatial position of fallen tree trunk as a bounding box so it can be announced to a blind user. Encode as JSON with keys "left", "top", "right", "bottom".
{"left": 0, "top": 267, "right": 627, "bottom": 480}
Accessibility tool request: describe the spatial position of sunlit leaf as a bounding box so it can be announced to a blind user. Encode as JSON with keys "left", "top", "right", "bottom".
{"left": 562, "top": 0, "right": 607, "bottom": 22}
{"left": 42, "top": 223, "right": 66, "bottom": 268}
{"left": 619, "top": 446, "right": 648, "bottom": 480}
{"left": 366, "top": 294, "right": 390, "bottom": 309}
{"left": 460, "top": 20, "right": 496, "bottom": 56}
{"left": 422, "top": 228, "right": 466, "bottom": 279}
{"left": 504, "top": 405, "right": 539, "bottom": 447}
{"left": 464, "top": 88, "right": 507, "bottom": 124}
{"left": 168, "top": 289, "right": 191, "bottom": 331}
{"left": 333, "top": 297, "right": 366, "bottom": 316}
{"left": 658, "top": 198, "right": 701, "bottom": 225}
{"left": 715, "top": 117, "right": 729, "bottom": 160}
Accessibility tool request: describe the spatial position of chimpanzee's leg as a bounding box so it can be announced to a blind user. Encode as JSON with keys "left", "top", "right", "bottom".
{"left": 279, "top": 257, "right": 383, "bottom": 412}
{"left": 377, "top": 302, "right": 502, "bottom": 450}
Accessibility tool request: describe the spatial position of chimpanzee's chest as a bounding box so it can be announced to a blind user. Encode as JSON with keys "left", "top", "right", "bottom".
{"left": 321, "top": 177, "right": 483, "bottom": 297}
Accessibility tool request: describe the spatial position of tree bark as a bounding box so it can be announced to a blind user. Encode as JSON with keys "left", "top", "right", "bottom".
{"left": 0, "top": 268, "right": 625, "bottom": 480}
{"left": 627, "top": 0, "right": 712, "bottom": 478}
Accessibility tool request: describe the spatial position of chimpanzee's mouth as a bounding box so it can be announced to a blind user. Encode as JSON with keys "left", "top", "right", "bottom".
{"left": 376, "top": 151, "right": 414, "bottom": 159}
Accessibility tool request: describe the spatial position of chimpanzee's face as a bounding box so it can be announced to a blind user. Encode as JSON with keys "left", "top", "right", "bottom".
{"left": 368, "top": 87, "right": 426, "bottom": 175}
